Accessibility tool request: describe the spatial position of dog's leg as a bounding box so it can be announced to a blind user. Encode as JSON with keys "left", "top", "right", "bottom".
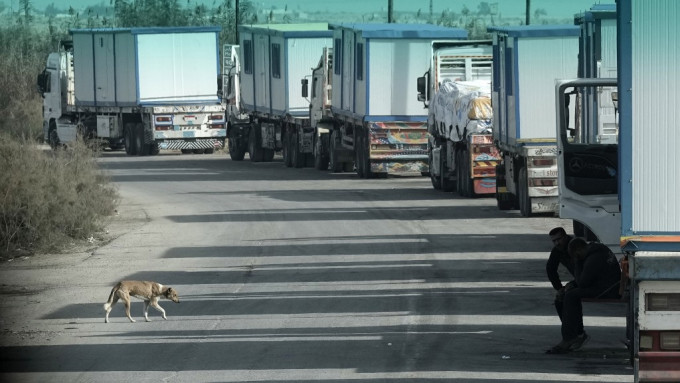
{"left": 104, "top": 295, "right": 119, "bottom": 323}
{"left": 150, "top": 297, "right": 167, "bottom": 320}
{"left": 143, "top": 300, "right": 151, "bottom": 322}
{"left": 121, "top": 292, "right": 135, "bottom": 323}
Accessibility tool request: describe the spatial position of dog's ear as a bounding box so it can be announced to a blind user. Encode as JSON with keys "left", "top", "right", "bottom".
{"left": 167, "top": 287, "right": 173, "bottom": 293}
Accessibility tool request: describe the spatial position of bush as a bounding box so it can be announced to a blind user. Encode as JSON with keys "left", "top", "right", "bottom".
{"left": 0, "top": 134, "right": 119, "bottom": 258}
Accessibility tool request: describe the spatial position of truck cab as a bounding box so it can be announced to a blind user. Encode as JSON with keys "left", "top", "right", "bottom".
{"left": 37, "top": 48, "right": 78, "bottom": 148}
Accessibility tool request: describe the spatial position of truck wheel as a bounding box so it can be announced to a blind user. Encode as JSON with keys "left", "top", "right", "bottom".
{"left": 282, "top": 131, "right": 292, "bottom": 167}
{"left": 440, "top": 147, "right": 455, "bottom": 192}
{"left": 228, "top": 133, "right": 246, "bottom": 161}
{"left": 48, "top": 126, "right": 61, "bottom": 150}
{"left": 263, "top": 148, "right": 275, "bottom": 162}
{"left": 518, "top": 167, "right": 533, "bottom": 217}
{"left": 355, "top": 131, "right": 366, "bottom": 177}
{"left": 149, "top": 142, "right": 160, "bottom": 155}
{"left": 204, "top": 148, "right": 214, "bottom": 154}
{"left": 329, "top": 131, "right": 343, "bottom": 173}
{"left": 292, "top": 130, "right": 304, "bottom": 168}
{"left": 455, "top": 150, "right": 464, "bottom": 196}
{"left": 429, "top": 146, "right": 442, "bottom": 190}
{"left": 314, "top": 134, "right": 329, "bottom": 170}
{"left": 134, "top": 123, "right": 147, "bottom": 156}
{"left": 124, "top": 123, "right": 137, "bottom": 155}
{"left": 248, "top": 127, "right": 264, "bottom": 162}
{"left": 495, "top": 164, "right": 514, "bottom": 210}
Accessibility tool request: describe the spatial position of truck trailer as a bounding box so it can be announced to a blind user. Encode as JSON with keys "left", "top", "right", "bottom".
{"left": 416, "top": 41, "right": 498, "bottom": 195}
{"left": 488, "top": 25, "right": 580, "bottom": 216}
{"left": 556, "top": 2, "right": 680, "bottom": 380}
{"left": 321, "top": 23, "right": 468, "bottom": 178}
{"left": 233, "top": 23, "right": 333, "bottom": 165}
{"left": 37, "top": 27, "right": 226, "bottom": 155}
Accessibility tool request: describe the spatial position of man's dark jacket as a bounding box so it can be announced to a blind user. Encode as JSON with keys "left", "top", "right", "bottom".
{"left": 574, "top": 242, "right": 621, "bottom": 295}
{"left": 546, "top": 235, "right": 574, "bottom": 290}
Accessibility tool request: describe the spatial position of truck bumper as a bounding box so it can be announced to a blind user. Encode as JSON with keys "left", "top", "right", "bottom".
{"left": 639, "top": 352, "right": 680, "bottom": 382}
{"left": 158, "top": 138, "right": 225, "bottom": 150}
{"left": 368, "top": 122, "right": 428, "bottom": 174}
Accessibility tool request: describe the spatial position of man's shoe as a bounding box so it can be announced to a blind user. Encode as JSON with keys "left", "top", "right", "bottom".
{"left": 570, "top": 332, "right": 590, "bottom": 351}
{"left": 546, "top": 339, "right": 576, "bottom": 354}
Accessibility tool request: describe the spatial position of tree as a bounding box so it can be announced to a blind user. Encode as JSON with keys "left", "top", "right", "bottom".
{"left": 534, "top": 8, "right": 547, "bottom": 22}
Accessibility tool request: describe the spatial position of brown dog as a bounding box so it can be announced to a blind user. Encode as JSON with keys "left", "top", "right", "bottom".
{"left": 103, "top": 281, "right": 180, "bottom": 323}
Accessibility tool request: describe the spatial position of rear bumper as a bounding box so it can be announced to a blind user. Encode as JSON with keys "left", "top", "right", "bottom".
{"left": 158, "top": 138, "right": 225, "bottom": 150}
{"left": 639, "top": 351, "right": 680, "bottom": 382}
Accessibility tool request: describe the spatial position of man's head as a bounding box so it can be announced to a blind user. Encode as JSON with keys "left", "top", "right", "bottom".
{"left": 568, "top": 237, "right": 589, "bottom": 260}
{"left": 549, "top": 227, "right": 569, "bottom": 249}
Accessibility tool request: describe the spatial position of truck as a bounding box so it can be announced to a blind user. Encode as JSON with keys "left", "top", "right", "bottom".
{"left": 487, "top": 25, "right": 580, "bottom": 216}
{"left": 319, "top": 23, "right": 468, "bottom": 178}
{"left": 416, "top": 41, "right": 499, "bottom": 195}
{"left": 222, "top": 44, "right": 253, "bottom": 160}
{"left": 37, "top": 27, "right": 226, "bottom": 155}
{"left": 560, "top": 5, "right": 619, "bottom": 241}
{"left": 556, "top": 2, "right": 680, "bottom": 381}
{"left": 232, "top": 23, "right": 333, "bottom": 165}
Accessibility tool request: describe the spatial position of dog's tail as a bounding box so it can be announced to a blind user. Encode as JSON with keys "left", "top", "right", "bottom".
{"left": 103, "top": 282, "right": 120, "bottom": 310}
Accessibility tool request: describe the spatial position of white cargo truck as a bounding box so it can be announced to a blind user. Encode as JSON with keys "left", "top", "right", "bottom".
{"left": 233, "top": 23, "right": 332, "bottom": 165}
{"left": 488, "top": 25, "right": 580, "bottom": 216}
{"left": 416, "top": 41, "right": 499, "bottom": 195}
{"left": 324, "top": 23, "right": 468, "bottom": 178}
{"left": 556, "top": 2, "right": 680, "bottom": 381}
{"left": 559, "top": 5, "right": 620, "bottom": 241}
{"left": 37, "top": 27, "right": 226, "bottom": 155}
{"left": 222, "top": 44, "right": 253, "bottom": 160}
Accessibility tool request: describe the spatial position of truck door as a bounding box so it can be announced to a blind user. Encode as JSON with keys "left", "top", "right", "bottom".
{"left": 93, "top": 33, "right": 115, "bottom": 105}
{"left": 255, "top": 34, "right": 269, "bottom": 112}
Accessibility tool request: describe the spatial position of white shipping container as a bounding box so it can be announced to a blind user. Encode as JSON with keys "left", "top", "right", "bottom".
{"left": 71, "top": 26, "right": 221, "bottom": 107}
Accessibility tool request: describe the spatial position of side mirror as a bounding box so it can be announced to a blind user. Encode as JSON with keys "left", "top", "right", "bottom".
{"left": 416, "top": 71, "right": 429, "bottom": 103}
{"left": 36, "top": 71, "right": 50, "bottom": 95}
{"left": 301, "top": 78, "right": 309, "bottom": 98}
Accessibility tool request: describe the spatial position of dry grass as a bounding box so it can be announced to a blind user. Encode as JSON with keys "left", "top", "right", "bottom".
{"left": 0, "top": 134, "right": 119, "bottom": 258}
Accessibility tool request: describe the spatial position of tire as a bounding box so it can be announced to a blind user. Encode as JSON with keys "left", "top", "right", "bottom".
{"left": 292, "top": 130, "right": 305, "bottom": 168}
{"left": 356, "top": 131, "right": 368, "bottom": 178}
{"left": 329, "top": 131, "right": 343, "bottom": 173}
{"left": 124, "top": 123, "right": 137, "bottom": 155}
{"left": 429, "top": 145, "right": 442, "bottom": 190}
{"left": 204, "top": 148, "right": 214, "bottom": 154}
{"left": 192, "top": 149, "right": 203, "bottom": 154}
{"left": 455, "top": 150, "right": 463, "bottom": 196}
{"left": 248, "top": 126, "right": 264, "bottom": 162}
{"left": 461, "top": 150, "right": 475, "bottom": 197}
{"left": 440, "top": 147, "right": 455, "bottom": 192}
{"left": 228, "top": 131, "right": 246, "bottom": 161}
{"left": 519, "top": 166, "right": 533, "bottom": 217}
{"left": 314, "top": 134, "right": 329, "bottom": 170}
{"left": 282, "top": 131, "right": 292, "bottom": 167}
{"left": 134, "top": 123, "right": 147, "bottom": 156}
{"left": 48, "top": 126, "right": 60, "bottom": 150}
{"left": 181, "top": 149, "right": 192, "bottom": 154}
{"left": 149, "top": 142, "right": 160, "bottom": 155}
{"left": 263, "top": 148, "right": 275, "bottom": 162}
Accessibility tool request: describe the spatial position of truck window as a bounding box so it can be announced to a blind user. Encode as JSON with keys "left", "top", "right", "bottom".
{"left": 243, "top": 40, "right": 253, "bottom": 75}
{"left": 334, "top": 38, "right": 342, "bottom": 75}
{"left": 356, "top": 43, "right": 363, "bottom": 81}
{"left": 271, "top": 43, "right": 281, "bottom": 79}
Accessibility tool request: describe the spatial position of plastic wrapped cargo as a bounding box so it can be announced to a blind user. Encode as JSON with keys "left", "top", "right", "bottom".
{"left": 429, "top": 79, "right": 492, "bottom": 142}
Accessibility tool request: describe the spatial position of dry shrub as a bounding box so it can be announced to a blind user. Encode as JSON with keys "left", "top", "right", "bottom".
{"left": 0, "top": 134, "right": 119, "bottom": 257}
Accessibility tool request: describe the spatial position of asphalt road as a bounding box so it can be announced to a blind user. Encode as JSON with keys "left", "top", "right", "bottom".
{"left": 0, "top": 150, "right": 633, "bottom": 383}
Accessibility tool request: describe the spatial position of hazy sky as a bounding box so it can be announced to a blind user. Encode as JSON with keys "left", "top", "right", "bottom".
{"left": 15, "top": 0, "right": 616, "bottom": 19}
